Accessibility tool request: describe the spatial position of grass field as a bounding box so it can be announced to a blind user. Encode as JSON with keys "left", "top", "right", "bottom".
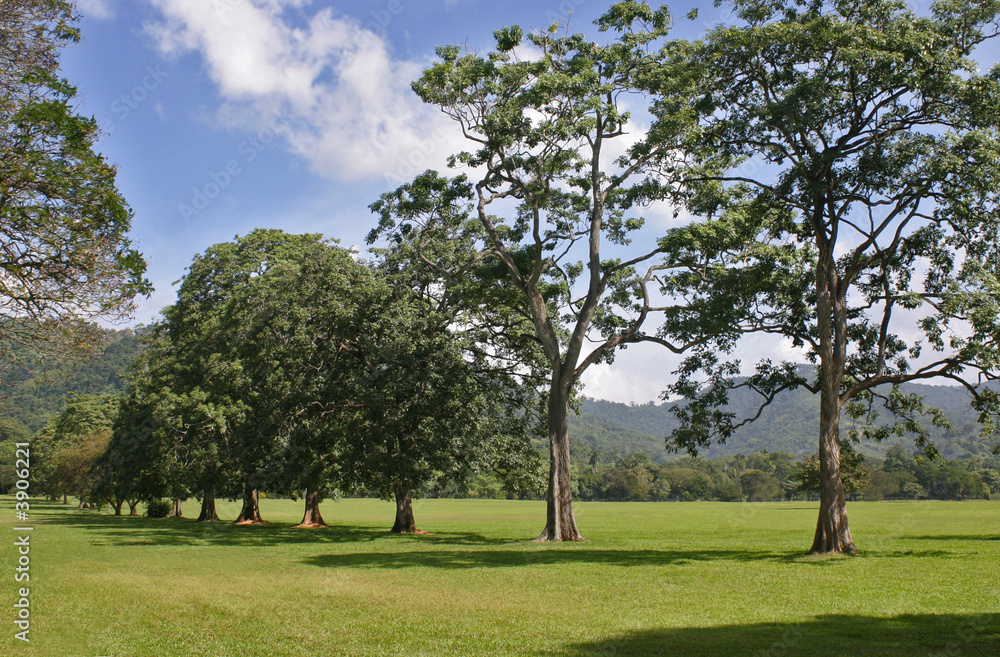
{"left": 2, "top": 496, "right": 998, "bottom": 656}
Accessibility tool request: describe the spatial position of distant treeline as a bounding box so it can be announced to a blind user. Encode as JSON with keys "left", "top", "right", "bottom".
{"left": 423, "top": 445, "right": 999, "bottom": 503}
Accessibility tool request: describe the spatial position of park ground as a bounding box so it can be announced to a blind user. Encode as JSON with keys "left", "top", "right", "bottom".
{"left": 2, "top": 497, "right": 998, "bottom": 656}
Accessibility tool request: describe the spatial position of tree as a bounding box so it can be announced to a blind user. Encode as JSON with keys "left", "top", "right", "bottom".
{"left": 0, "top": 0, "right": 150, "bottom": 373}
{"left": 32, "top": 393, "right": 117, "bottom": 505}
{"left": 351, "top": 302, "right": 540, "bottom": 533}
{"left": 0, "top": 417, "right": 30, "bottom": 493}
{"left": 373, "top": 2, "right": 694, "bottom": 541}
{"left": 660, "top": 0, "right": 1000, "bottom": 552}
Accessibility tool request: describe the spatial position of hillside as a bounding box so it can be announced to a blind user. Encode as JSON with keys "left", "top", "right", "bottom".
{"left": 572, "top": 379, "right": 997, "bottom": 461}
{"left": 3, "top": 331, "right": 995, "bottom": 460}
{"left": 0, "top": 327, "right": 145, "bottom": 431}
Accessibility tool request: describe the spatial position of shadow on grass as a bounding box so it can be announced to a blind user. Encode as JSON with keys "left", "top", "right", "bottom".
{"left": 549, "top": 613, "right": 1000, "bottom": 657}
{"left": 38, "top": 507, "right": 508, "bottom": 547}
{"left": 301, "top": 544, "right": 954, "bottom": 569}
{"left": 906, "top": 534, "right": 1000, "bottom": 542}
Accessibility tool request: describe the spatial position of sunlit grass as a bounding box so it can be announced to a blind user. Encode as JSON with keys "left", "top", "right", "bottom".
{"left": 2, "top": 497, "right": 998, "bottom": 656}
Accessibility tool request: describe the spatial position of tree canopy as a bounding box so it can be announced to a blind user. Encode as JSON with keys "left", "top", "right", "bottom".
{"left": 372, "top": 1, "right": 696, "bottom": 541}
{"left": 0, "top": 0, "right": 150, "bottom": 375}
{"left": 657, "top": 0, "right": 1000, "bottom": 552}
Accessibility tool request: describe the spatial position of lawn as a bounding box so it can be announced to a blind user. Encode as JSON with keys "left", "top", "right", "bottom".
{"left": 2, "top": 497, "right": 998, "bottom": 656}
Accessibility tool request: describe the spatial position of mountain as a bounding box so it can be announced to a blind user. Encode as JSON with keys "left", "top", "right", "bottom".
{"left": 3, "top": 329, "right": 994, "bottom": 461}
{"left": 571, "top": 379, "right": 997, "bottom": 461}
{"left": 0, "top": 327, "right": 145, "bottom": 431}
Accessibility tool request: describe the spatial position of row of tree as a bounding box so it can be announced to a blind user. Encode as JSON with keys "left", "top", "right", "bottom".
{"left": 6, "top": 0, "right": 1000, "bottom": 556}
{"left": 72, "top": 230, "right": 543, "bottom": 532}
{"left": 567, "top": 447, "right": 998, "bottom": 503}
{"left": 366, "top": 0, "right": 1000, "bottom": 553}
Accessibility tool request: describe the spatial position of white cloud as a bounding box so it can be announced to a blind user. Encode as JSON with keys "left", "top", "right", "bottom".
{"left": 76, "top": 0, "right": 116, "bottom": 20}
{"left": 146, "top": 0, "right": 464, "bottom": 183}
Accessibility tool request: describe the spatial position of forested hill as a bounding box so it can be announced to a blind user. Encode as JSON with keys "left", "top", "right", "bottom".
{"left": 572, "top": 380, "right": 995, "bottom": 461}
{"left": 3, "top": 331, "right": 995, "bottom": 460}
{"left": 0, "top": 328, "right": 145, "bottom": 431}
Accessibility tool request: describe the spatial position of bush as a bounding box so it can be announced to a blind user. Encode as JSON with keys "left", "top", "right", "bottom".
{"left": 146, "top": 499, "right": 171, "bottom": 518}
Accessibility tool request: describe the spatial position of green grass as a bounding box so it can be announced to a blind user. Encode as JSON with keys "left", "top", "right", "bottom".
{"left": 2, "top": 497, "right": 998, "bottom": 656}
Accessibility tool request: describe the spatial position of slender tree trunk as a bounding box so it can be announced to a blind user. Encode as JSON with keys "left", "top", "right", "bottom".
{"left": 294, "top": 487, "right": 327, "bottom": 528}
{"left": 234, "top": 483, "right": 264, "bottom": 525}
{"left": 62, "top": 494, "right": 68, "bottom": 505}
{"left": 128, "top": 500, "right": 139, "bottom": 516}
{"left": 170, "top": 498, "right": 184, "bottom": 518}
{"left": 197, "top": 487, "right": 221, "bottom": 522}
{"left": 810, "top": 249, "right": 856, "bottom": 554}
{"left": 391, "top": 482, "right": 422, "bottom": 534}
{"left": 77, "top": 494, "right": 88, "bottom": 509}
{"left": 537, "top": 382, "right": 584, "bottom": 542}
{"left": 112, "top": 500, "right": 123, "bottom": 516}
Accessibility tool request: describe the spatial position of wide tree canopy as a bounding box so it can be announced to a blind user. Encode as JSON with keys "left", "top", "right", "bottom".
{"left": 656, "top": 0, "right": 1000, "bottom": 553}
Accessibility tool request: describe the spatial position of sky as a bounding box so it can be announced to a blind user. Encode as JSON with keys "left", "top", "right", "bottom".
{"left": 60, "top": 0, "right": 998, "bottom": 404}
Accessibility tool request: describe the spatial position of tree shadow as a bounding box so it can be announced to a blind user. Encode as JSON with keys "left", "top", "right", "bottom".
{"left": 39, "top": 508, "right": 510, "bottom": 548}
{"left": 549, "top": 613, "right": 1000, "bottom": 656}
{"left": 301, "top": 545, "right": 954, "bottom": 570}
{"left": 906, "top": 534, "right": 1000, "bottom": 542}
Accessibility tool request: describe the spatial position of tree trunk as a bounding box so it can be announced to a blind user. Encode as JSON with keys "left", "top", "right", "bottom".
{"left": 62, "top": 494, "right": 68, "bottom": 505}
{"left": 234, "top": 483, "right": 264, "bottom": 525}
{"left": 197, "top": 487, "right": 221, "bottom": 522}
{"left": 77, "top": 495, "right": 88, "bottom": 509}
{"left": 537, "top": 383, "right": 584, "bottom": 542}
{"left": 810, "top": 248, "right": 856, "bottom": 554}
{"left": 391, "top": 482, "right": 422, "bottom": 534}
{"left": 170, "top": 498, "right": 184, "bottom": 518}
{"left": 810, "top": 383, "right": 856, "bottom": 553}
{"left": 294, "top": 487, "right": 327, "bottom": 528}
{"left": 128, "top": 500, "right": 139, "bottom": 516}
{"left": 112, "top": 500, "right": 124, "bottom": 516}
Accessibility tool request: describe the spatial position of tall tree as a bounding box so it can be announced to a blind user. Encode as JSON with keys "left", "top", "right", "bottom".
{"left": 0, "top": 0, "right": 150, "bottom": 373}
{"left": 374, "top": 2, "right": 694, "bottom": 541}
{"left": 659, "top": 0, "right": 1000, "bottom": 553}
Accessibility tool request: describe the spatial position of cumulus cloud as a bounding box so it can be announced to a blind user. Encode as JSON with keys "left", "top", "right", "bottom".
{"left": 76, "top": 0, "right": 116, "bottom": 20}
{"left": 145, "top": 0, "right": 463, "bottom": 183}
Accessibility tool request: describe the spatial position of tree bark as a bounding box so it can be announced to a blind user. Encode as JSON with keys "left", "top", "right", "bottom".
{"left": 234, "top": 483, "right": 264, "bottom": 525}
{"left": 197, "top": 487, "right": 220, "bottom": 522}
{"left": 112, "top": 500, "right": 123, "bottom": 516}
{"left": 537, "top": 382, "right": 584, "bottom": 542}
{"left": 170, "top": 498, "right": 184, "bottom": 518}
{"left": 810, "top": 248, "right": 856, "bottom": 554}
{"left": 391, "top": 482, "right": 421, "bottom": 534}
{"left": 294, "top": 487, "right": 327, "bottom": 528}
{"left": 128, "top": 500, "right": 139, "bottom": 516}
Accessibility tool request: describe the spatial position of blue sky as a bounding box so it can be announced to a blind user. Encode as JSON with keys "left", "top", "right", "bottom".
{"left": 61, "top": 1, "right": 999, "bottom": 403}
{"left": 62, "top": 0, "right": 727, "bottom": 403}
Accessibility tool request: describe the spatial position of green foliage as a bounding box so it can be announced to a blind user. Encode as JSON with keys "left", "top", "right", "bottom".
{"left": 0, "top": 327, "right": 143, "bottom": 431}
{"left": 0, "top": 0, "right": 150, "bottom": 374}
{"left": 656, "top": 0, "right": 1000, "bottom": 547}
{"left": 145, "top": 498, "right": 170, "bottom": 518}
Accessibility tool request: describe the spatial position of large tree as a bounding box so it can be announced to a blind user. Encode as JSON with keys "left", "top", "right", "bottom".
{"left": 658, "top": 0, "right": 1000, "bottom": 553}
{"left": 344, "top": 287, "right": 541, "bottom": 534}
{"left": 0, "top": 0, "right": 150, "bottom": 372}
{"left": 374, "top": 2, "right": 695, "bottom": 541}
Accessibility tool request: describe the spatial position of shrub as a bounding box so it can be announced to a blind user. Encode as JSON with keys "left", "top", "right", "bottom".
{"left": 146, "top": 499, "right": 171, "bottom": 518}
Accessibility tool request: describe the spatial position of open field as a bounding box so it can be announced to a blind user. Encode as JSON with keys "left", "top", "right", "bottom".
{"left": 2, "top": 497, "right": 998, "bottom": 656}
